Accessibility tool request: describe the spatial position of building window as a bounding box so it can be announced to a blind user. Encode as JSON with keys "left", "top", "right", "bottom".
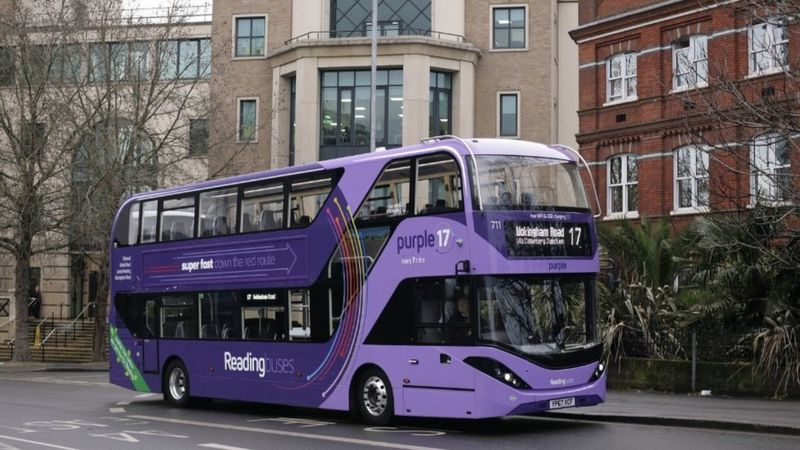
{"left": 331, "top": 0, "right": 431, "bottom": 37}
{"left": 608, "top": 154, "right": 638, "bottom": 216}
{"left": 320, "top": 69, "right": 403, "bottom": 159}
{"left": 492, "top": 6, "right": 526, "bottom": 49}
{"left": 498, "top": 92, "right": 518, "bottom": 137}
{"left": 90, "top": 42, "right": 149, "bottom": 82}
{"left": 607, "top": 53, "right": 637, "bottom": 103}
{"left": 0, "top": 47, "right": 13, "bottom": 85}
{"left": 235, "top": 17, "right": 266, "bottom": 57}
{"left": 674, "top": 145, "right": 709, "bottom": 211}
{"left": 189, "top": 119, "right": 208, "bottom": 156}
{"left": 749, "top": 19, "right": 788, "bottom": 75}
{"left": 159, "top": 39, "right": 211, "bottom": 80}
{"left": 673, "top": 35, "right": 707, "bottom": 90}
{"left": 238, "top": 98, "right": 258, "bottom": 142}
{"left": 429, "top": 72, "right": 452, "bottom": 137}
{"left": 751, "top": 134, "right": 791, "bottom": 204}
{"left": 54, "top": 45, "right": 83, "bottom": 84}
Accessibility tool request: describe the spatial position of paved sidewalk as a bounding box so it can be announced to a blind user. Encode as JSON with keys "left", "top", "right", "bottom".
{"left": 0, "top": 361, "right": 108, "bottom": 372}
{"left": 546, "top": 390, "right": 800, "bottom": 436}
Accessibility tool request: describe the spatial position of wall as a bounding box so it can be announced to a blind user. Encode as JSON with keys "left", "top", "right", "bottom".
{"left": 609, "top": 358, "right": 800, "bottom": 397}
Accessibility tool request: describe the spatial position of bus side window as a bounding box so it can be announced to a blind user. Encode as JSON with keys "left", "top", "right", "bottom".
{"left": 357, "top": 159, "right": 411, "bottom": 223}
{"left": 160, "top": 196, "right": 196, "bottom": 242}
{"left": 140, "top": 200, "right": 158, "bottom": 244}
{"left": 290, "top": 176, "right": 333, "bottom": 228}
{"left": 289, "top": 289, "right": 311, "bottom": 340}
{"left": 199, "top": 188, "right": 237, "bottom": 237}
{"left": 415, "top": 154, "right": 462, "bottom": 215}
{"left": 241, "top": 182, "right": 284, "bottom": 232}
{"left": 242, "top": 305, "right": 286, "bottom": 341}
{"left": 200, "top": 292, "right": 240, "bottom": 339}
{"left": 161, "top": 295, "right": 197, "bottom": 339}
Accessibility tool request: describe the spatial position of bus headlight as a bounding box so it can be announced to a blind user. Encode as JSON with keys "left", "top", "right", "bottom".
{"left": 588, "top": 362, "right": 606, "bottom": 382}
{"left": 465, "top": 357, "right": 531, "bottom": 390}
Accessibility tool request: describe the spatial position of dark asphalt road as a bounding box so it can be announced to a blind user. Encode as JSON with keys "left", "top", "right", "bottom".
{"left": 0, "top": 371, "right": 797, "bottom": 450}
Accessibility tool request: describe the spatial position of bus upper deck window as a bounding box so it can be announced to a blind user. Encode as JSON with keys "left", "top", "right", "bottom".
{"left": 160, "top": 196, "right": 196, "bottom": 242}
{"left": 199, "top": 188, "right": 237, "bottom": 237}
{"left": 290, "top": 177, "right": 332, "bottom": 228}
{"left": 140, "top": 200, "right": 158, "bottom": 244}
{"left": 416, "top": 154, "right": 462, "bottom": 215}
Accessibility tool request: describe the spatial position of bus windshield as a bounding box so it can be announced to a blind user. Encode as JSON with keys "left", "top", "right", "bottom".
{"left": 473, "top": 155, "right": 589, "bottom": 210}
{"left": 477, "top": 276, "right": 597, "bottom": 354}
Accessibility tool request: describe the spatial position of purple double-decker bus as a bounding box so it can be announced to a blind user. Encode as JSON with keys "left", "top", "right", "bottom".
{"left": 109, "top": 136, "right": 606, "bottom": 424}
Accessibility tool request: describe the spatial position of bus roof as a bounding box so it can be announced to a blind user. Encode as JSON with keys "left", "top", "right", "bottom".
{"left": 123, "top": 137, "right": 573, "bottom": 203}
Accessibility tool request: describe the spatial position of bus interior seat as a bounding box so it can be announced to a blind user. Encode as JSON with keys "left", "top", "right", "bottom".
{"left": 242, "top": 213, "right": 254, "bottom": 232}
{"left": 201, "top": 219, "right": 213, "bottom": 237}
{"left": 298, "top": 215, "right": 310, "bottom": 226}
{"left": 419, "top": 301, "right": 443, "bottom": 342}
{"left": 169, "top": 221, "right": 187, "bottom": 241}
{"left": 175, "top": 321, "right": 185, "bottom": 338}
{"left": 221, "top": 323, "right": 231, "bottom": 339}
{"left": 260, "top": 210, "right": 277, "bottom": 230}
{"left": 213, "top": 216, "right": 229, "bottom": 235}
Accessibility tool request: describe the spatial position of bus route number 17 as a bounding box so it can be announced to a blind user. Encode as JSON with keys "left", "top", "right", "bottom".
{"left": 435, "top": 223, "right": 455, "bottom": 254}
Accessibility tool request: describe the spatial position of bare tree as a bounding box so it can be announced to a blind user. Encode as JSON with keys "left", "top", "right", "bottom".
{"left": 674, "top": 0, "right": 800, "bottom": 394}
{"left": 0, "top": 0, "right": 231, "bottom": 361}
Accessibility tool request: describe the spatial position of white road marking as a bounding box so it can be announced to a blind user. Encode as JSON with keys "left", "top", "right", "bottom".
{"left": 127, "top": 415, "right": 444, "bottom": 450}
{"left": 247, "top": 417, "right": 335, "bottom": 427}
{"left": 135, "top": 393, "right": 157, "bottom": 399}
{"left": 116, "top": 401, "right": 131, "bottom": 406}
{"left": 0, "top": 434, "right": 80, "bottom": 450}
{"left": 199, "top": 444, "right": 253, "bottom": 450}
{"left": 109, "top": 407, "right": 126, "bottom": 413}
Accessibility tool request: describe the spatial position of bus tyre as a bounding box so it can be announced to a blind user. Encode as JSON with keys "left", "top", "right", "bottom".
{"left": 164, "top": 360, "right": 191, "bottom": 408}
{"left": 357, "top": 368, "right": 394, "bottom": 425}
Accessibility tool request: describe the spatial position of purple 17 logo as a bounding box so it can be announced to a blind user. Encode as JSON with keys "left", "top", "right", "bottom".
{"left": 435, "top": 223, "right": 455, "bottom": 254}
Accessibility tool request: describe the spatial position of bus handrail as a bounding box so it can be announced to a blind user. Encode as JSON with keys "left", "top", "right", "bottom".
{"left": 421, "top": 135, "right": 482, "bottom": 210}
{"left": 550, "top": 144, "right": 603, "bottom": 218}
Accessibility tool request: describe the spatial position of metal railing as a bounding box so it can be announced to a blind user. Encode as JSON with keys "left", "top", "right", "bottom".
{"left": 39, "top": 303, "right": 96, "bottom": 362}
{"left": 285, "top": 28, "right": 466, "bottom": 45}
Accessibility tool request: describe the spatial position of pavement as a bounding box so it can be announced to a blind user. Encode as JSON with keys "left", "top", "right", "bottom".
{"left": 1, "top": 360, "right": 798, "bottom": 436}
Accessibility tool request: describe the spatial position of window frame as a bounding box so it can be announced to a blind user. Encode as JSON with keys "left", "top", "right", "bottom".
{"left": 497, "top": 91, "right": 520, "bottom": 138}
{"left": 429, "top": 71, "right": 453, "bottom": 137}
{"left": 672, "top": 34, "right": 708, "bottom": 92}
{"left": 672, "top": 145, "right": 710, "bottom": 213}
{"left": 232, "top": 15, "right": 268, "bottom": 60}
{"left": 237, "top": 97, "right": 259, "bottom": 143}
{"left": 750, "top": 134, "right": 792, "bottom": 206}
{"left": 605, "top": 52, "right": 638, "bottom": 104}
{"left": 489, "top": 4, "right": 528, "bottom": 51}
{"left": 189, "top": 118, "right": 209, "bottom": 156}
{"left": 606, "top": 154, "right": 639, "bottom": 219}
{"left": 748, "top": 19, "right": 788, "bottom": 77}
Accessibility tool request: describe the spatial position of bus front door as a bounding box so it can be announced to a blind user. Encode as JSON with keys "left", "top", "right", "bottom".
{"left": 142, "top": 299, "right": 159, "bottom": 373}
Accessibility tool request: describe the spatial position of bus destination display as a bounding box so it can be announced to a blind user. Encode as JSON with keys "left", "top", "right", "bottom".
{"left": 504, "top": 221, "right": 591, "bottom": 257}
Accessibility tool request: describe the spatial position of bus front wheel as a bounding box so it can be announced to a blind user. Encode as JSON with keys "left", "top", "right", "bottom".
{"left": 357, "top": 367, "right": 394, "bottom": 425}
{"left": 164, "top": 359, "right": 191, "bottom": 408}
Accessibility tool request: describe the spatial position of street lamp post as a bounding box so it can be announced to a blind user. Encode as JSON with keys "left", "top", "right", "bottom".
{"left": 369, "top": 0, "right": 378, "bottom": 152}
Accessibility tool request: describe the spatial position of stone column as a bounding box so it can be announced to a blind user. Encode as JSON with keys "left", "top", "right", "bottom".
{"left": 401, "top": 54, "right": 431, "bottom": 145}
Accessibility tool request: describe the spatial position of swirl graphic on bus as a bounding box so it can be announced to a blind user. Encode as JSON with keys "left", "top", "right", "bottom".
{"left": 277, "top": 194, "right": 367, "bottom": 399}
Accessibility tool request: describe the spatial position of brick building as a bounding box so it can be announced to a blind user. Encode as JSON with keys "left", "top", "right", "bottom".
{"left": 570, "top": 0, "right": 798, "bottom": 224}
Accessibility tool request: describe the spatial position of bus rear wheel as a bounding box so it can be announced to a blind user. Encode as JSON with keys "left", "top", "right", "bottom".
{"left": 357, "top": 367, "right": 394, "bottom": 425}
{"left": 164, "top": 360, "right": 191, "bottom": 408}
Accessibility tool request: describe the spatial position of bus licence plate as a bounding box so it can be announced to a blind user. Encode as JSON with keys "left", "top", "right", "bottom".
{"left": 549, "top": 397, "right": 575, "bottom": 410}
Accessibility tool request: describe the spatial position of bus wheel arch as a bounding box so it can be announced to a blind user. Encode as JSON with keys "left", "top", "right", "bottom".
{"left": 350, "top": 364, "right": 395, "bottom": 425}
{"left": 162, "top": 356, "right": 191, "bottom": 408}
